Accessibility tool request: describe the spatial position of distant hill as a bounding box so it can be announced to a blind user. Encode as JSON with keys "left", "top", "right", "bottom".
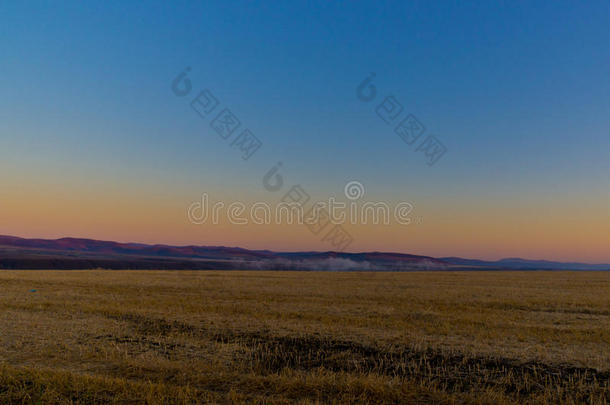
{"left": 441, "top": 257, "right": 610, "bottom": 271}
{"left": 0, "top": 235, "right": 607, "bottom": 271}
{"left": 0, "top": 235, "right": 444, "bottom": 270}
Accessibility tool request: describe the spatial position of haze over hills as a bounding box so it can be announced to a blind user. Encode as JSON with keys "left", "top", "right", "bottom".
{"left": 0, "top": 235, "right": 608, "bottom": 271}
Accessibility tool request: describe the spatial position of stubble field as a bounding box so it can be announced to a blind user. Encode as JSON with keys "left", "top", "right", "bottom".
{"left": 0, "top": 270, "right": 608, "bottom": 404}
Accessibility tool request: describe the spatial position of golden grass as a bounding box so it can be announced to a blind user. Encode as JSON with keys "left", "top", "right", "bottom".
{"left": 0, "top": 270, "right": 608, "bottom": 404}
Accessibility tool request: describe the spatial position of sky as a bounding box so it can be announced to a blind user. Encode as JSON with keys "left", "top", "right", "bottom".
{"left": 1, "top": 1, "right": 610, "bottom": 262}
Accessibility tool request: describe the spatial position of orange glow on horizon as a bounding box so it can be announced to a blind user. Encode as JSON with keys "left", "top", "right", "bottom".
{"left": 2, "top": 173, "right": 609, "bottom": 263}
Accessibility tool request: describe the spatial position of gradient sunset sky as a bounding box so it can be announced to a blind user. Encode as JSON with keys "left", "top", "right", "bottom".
{"left": 2, "top": 1, "right": 610, "bottom": 262}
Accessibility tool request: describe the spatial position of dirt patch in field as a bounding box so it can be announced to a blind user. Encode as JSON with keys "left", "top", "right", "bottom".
{"left": 103, "top": 311, "right": 609, "bottom": 403}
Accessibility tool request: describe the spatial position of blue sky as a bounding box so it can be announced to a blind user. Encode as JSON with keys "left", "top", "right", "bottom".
{"left": 2, "top": 1, "right": 610, "bottom": 260}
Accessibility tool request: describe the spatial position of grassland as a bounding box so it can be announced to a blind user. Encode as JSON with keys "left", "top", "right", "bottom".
{"left": 0, "top": 270, "right": 608, "bottom": 404}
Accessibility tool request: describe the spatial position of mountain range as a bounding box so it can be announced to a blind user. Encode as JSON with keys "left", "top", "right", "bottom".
{"left": 0, "top": 235, "right": 608, "bottom": 271}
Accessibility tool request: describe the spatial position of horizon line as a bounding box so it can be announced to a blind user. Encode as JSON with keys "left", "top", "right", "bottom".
{"left": 2, "top": 232, "right": 609, "bottom": 266}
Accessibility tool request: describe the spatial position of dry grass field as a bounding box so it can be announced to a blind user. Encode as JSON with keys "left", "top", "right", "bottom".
{"left": 0, "top": 270, "right": 608, "bottom": 404}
